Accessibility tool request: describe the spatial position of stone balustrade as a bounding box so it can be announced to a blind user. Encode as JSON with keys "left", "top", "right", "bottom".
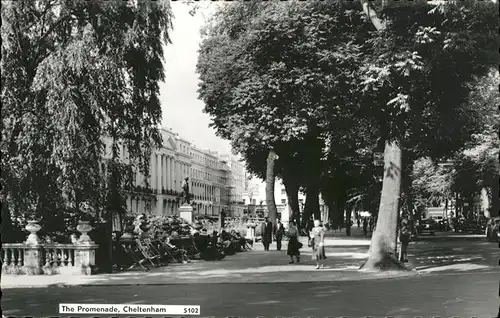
{"left": 1, "top": 221, "right": 99, "bottom": 276}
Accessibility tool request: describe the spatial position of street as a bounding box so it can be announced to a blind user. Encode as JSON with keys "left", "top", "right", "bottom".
{"left": 2, "top": 273, "right": 498, "bottom": 317}
{"left": 2, "top": 233, "right": 499, "bottom": 317}
{"left": 324, "top": 229, "right": 500, "bottom": 273}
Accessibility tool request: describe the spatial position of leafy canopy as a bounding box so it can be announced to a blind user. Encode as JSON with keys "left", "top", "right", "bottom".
{"left": 1, "top": 0, "right": 173, "bottom": 223}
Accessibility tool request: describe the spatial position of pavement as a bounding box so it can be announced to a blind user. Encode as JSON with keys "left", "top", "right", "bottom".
{"left": 2, "top": 272, "right": 499, "bottom": 317}
{"left": 2, "top": 229, "right": 499, "bottom": 317}
{"left": 2, "top": 229, "right": 498, "bottom": 289}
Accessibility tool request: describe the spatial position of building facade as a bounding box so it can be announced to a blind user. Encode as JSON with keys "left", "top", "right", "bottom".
{"left": 219, "top": 155, "right": 247, "bottom": 217}
{"left": 242, "top": 177, "right": 329, "bottom": 226}
{"left": 103, "top": 128, "right": 247, "bottom": 220}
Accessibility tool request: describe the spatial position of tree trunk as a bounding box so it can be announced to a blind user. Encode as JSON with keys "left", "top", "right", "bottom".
{"left": 360, "top": 141, "right": 407, "bottom": 271}
{"left": 265, "top": 149, "right": 278, "bottom": 224}
{"left": 283, "top": 170, "right": 300, "bottom": 225}
{"left": 1, "top": 203, "right": 16, "bottom": 243}
{"left": 491, "top": 180, "right": 499, "bottom": 217}
{"left": 304, "top": 183, "right": 321, "bottom": 221}
{"left": 326, "top": 200, "right": 335, "bottom": 224}
{"left": 345, "top": 206, "right": 352, "bottom": 236}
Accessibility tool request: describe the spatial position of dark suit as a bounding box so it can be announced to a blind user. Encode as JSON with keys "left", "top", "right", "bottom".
{"left": 274, "top": 223, "right": 284, "bottom": 251}
{"left": 260, "top": 221, "right": 273, "bottom": 251}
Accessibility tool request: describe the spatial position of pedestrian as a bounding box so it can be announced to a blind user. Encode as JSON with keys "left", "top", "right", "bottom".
{"left": 357, "top": 218, "right": 360, "bottom": 228}
{"left": 306, "top": 217, "right": 314, "bottom": 233}
{"left": 363, "top": 218, "right": 368, "bottom": 238}
{"left": 369, "top": 217, "right": 374, "bottom": 232}
{"left": 274, "top": 219, "right": 285, "bottom": 251}
{"left": 399, "top": 219, "right": 411, "bottom": 263}
{"left": 286, "top": 221, "right": 301, "bottom": 263}
{"left": 260, "top": 217, "right": 273, "bottom": 251}
{"left": 310, "top": 220, "right": 326, "bottom": 269}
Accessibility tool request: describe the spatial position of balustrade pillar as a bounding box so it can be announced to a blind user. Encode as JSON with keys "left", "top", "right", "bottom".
{"left": 74, "top": 221, "right": 99, "bottom": 275}
{"left": 23, "top": 221, "right": 44, "bottom": 275}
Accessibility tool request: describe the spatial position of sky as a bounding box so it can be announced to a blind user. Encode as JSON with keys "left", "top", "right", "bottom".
{"left": 159, "top": 3, "right": 231, "bottom": 155}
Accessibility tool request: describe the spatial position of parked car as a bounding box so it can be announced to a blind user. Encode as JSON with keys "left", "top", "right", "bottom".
{"left": 452, "top": 218, "right": 467, "bottom": 232}
{"left": 467, "top": 222, "right": 486, "bottom": 234}
{"left": 417, "top": 218, "right": 437, "bottom": 235}
{"left": 433, "top": 217, "right": 451, "bottom": 232}
{"left": 486, "top": 217, "right": 500, "bottom": 241}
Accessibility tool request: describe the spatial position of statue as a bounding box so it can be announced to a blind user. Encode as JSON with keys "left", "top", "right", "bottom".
{"left": 181, "top": 177, "right": 191, "bottom": 204}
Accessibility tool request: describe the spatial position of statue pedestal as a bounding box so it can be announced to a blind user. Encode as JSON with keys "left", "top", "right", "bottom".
{"left": 179, "top": 204, "right": 194, "bottom": 223}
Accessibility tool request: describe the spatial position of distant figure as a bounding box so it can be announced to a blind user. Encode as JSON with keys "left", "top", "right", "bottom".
{"left": 165, "top": 236, "right": 190, "bottom": 264}
{"left": 286, "top": 221, "right": 301, "bottom": 263}
{"left": 310, "top": 220, "right": 326, "bottom": 269}
{"left": 399, "top": 219, "right": 411, "bottom": 263}
{"left": 181, "top": 177, "right": 191, "bottom": 204}
{"left": 306, "top": 217, "right": 314, "bottom": 233}
{"left": 260, "top": 217, "right": 273, "bottom": 251}
{"left": 274, "top": 220, "right": 285, "bottom": 251}
{"left": 357, "top": 218, "right": 361, "bottom": 228}
{"left": 369, "top": 217, "right": 374, "bottom": 232}
{"left": 363, "top": 218, "right": 368, "bottom": 238}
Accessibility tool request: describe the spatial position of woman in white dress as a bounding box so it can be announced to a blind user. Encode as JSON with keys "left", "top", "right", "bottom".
{"left": 310, "top": 220, "right": 326, "bottom": 269}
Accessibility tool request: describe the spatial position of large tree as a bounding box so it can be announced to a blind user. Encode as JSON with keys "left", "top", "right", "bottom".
{"left": 1, "top": 0, "right": 172, "bottom": 265}
{"left": 197, "top": 0, "right": 371, "bottom": 225}
{"left": 358, "top": 0, "right": 498, "bottom": 271}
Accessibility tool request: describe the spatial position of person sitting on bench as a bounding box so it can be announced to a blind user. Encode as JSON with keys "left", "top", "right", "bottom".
{"left": 164, "top": 236, "right": 190, "bottom": 264}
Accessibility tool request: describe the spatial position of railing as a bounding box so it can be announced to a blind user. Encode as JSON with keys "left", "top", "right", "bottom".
{"left": 2, "top": 244, "right": 25, "bottom": 271}
{"left": 1, "top": 221, "right": 98, "bottom": 276}
{"left": 1, "top": 242, "right": 96, "bottom": 275}
{"left": 43, "top": 244, "right": 76, "bottom": 272}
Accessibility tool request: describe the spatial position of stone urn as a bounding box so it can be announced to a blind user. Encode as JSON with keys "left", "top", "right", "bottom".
{"left": 77, "top": 221, "right": 93, "bottom": 243}
{"left": 25, "top": 220, "right": 41, "bottom": 245}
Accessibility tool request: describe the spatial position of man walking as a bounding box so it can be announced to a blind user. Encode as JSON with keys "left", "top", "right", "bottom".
{"left": 399, "top": 219, "right": 411, "bottom": 262}
{"left": 363, "top": 218, "right": 368, "bottom": 238}
{"left": 260, "top": 217, "right": 273, "bottom": 251}
{"left": 274, "top": 220, "right": 285, "bottom": 251}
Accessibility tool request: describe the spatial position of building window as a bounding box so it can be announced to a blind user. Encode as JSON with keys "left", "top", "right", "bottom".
{"left": 281, "top": 199, "right": 286, "bottom": 205}
{"left": 281, "top": 189, "right": 286, "bottom": 195}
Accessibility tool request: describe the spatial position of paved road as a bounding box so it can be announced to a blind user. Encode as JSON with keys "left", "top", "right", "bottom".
{"left": 324, "top": 230, "right": 500, "bottom": 271}
{"left": 407, "top": 233, "right": 499, "bottom": 271}
{"left": 2, "top": 272, "right": 498, "bottom": 317}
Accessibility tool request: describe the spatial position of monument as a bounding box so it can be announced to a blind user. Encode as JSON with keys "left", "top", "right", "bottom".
{"left": 179, "top": 177, "right": 194, "bottom": 223}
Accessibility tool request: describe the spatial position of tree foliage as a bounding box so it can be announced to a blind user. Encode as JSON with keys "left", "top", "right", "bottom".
{"left": 411, "top": 69, "right": 499, "bottom": 215}
{"left": 197, "top": 1, "right": 373, "bottom": 220}
{"left": 1, "top": 0, "right": 173, "bottom": 226}
{"left": 197, "top": 0, "right": 498, "bottom": 234}
{"left": 357, "top": 1, "right": 498, "bottom": 157}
